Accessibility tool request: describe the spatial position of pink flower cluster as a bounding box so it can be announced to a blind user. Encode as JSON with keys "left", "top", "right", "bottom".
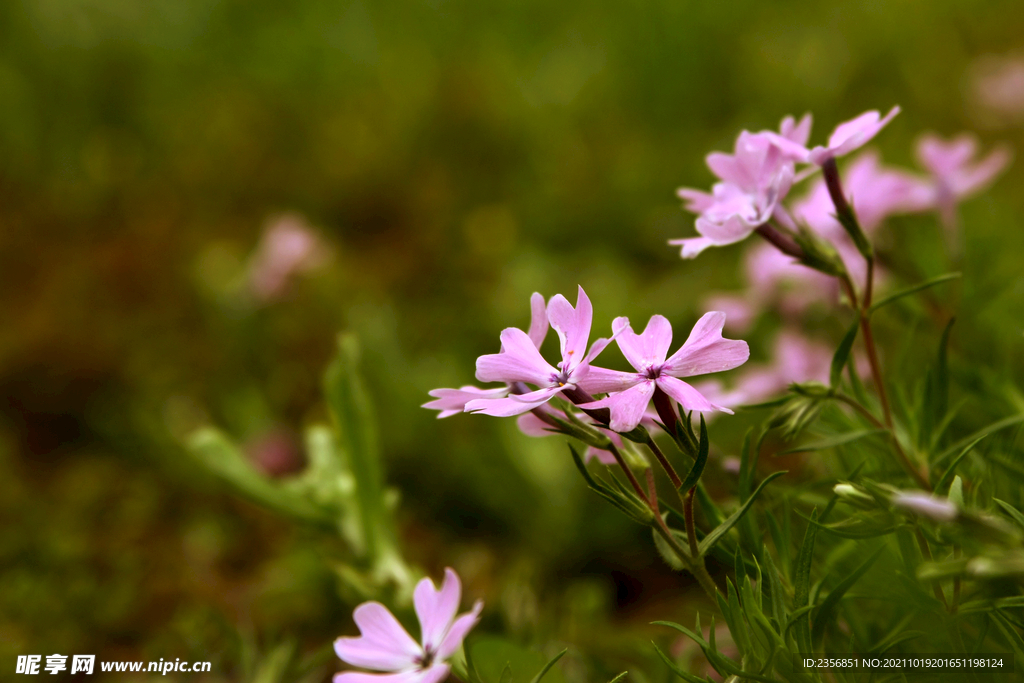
{"left": 425, "top": 287, "right": 749, "bottom": 434}
{"left": 672, "top": 107, "right": 1010, "bottom": 263}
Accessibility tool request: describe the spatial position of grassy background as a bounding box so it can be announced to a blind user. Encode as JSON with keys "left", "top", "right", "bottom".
{"left": 2, "top": 0, "right": 1024, "bottom": 680}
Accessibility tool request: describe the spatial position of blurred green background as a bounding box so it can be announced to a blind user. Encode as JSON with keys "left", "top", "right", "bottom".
{"left": 3, "top": 0, "right": 1024, "bottom": 680}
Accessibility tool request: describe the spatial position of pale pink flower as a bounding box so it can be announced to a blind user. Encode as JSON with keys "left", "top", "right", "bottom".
{"left": 334, "top": 568, "right": 482, "bottom": 683}
{"left": 793, "top": 151, "right": 934, "bottom": 236}
{"left": 891, "top": 491, "right": 958, "bottom": 523}
{"left": 915, "top": 133, "right": 1012, "bottom": 228}
{"left": 424, "top": 294, "right": 548, "bottom": 417}
{"left": 770, "top": 107, "right": 901, "bottom": 166}
{"left": 968, "top": 54, "right": 1024, "bottom": 124}
{"left": 466, "top": 287, "right": 613, "bottom": 417}
{"left": 671, "top": 115, "right": 810, "bottom": 258}
{"left": 578, "top": 313, "right": 749, "bottom": 432}
{"left": 247, "top": 213, "right": 330, "bottom": 301}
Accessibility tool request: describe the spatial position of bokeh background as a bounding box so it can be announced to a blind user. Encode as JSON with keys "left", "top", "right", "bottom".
{"left": 3, "top": 0, "right": 1024, "bottom": 680}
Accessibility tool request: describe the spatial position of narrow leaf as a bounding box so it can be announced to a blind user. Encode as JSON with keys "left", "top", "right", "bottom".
{"left": 993, "top": 498, "right": 1024, "bottom": 531}
{"left": 811, "top": 546, "right": 885, "bottom": 648}
{"left": 793, "top": 509, "right": 818, "bottom": 654}
{"left": 935, "top": 414, "right": 1024, "bottom": 464}
{"left": 499, "top": 663, "right": 514, "bottom": 683}
{"left": 679, "top": 415, "right": 709, "bottom": 493}
{"left": 868, "top": 272, "right": 961, "bottom": 314}
{"left": 652, "top": 645, "right": 705, "bottom": 683}
{"left": 698, "top": 471, "right": 787, "bottom": 558}
{"left": 830, "top": 320, "right": 859, "bottom": 388}
{"left": 779, "top": 429, "right": 886, "bottom": 455}
{"left": 934, "top": 435, "right": 984, "bottom": 493}
{"left": 528, "top": 649, "right": 567, "bottom": 683}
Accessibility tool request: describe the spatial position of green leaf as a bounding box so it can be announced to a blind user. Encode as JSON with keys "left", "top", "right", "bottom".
{"left": 948, "top": 475, "right": 964, "bottom": 508}
{"left": 763, "top": 546, "right": 788, "bottom": 625}
{"left": 606, "top": 673, "right": 628, "bottom": 683}
{"left": 652, "top": 644, "right": 705, "bottom": 683}
{"left": 796, "top": 511, "right": 897, "bottom": 539}
{"left": 470, "top": 638, "right": 567, "bottom": 683}
{"left": 679, "top": 415, "right": 709, "bottom": 493}
{"left": 935, "top": 414, "right": 1024, "bottom": 465}
{"left": 868, "top": 272, "right": 961, "bottom": 315}
{"left": 186, "top": 428, "right": 333, "bottom": 525}
{"left": 779, "top": 429, "right": 887, "bottom": 455}
{"left": 500, "top": 663, "right": 514, "bottom": 683}
{"left": 934, "top": 435, "right": 984, "bottom": 493}
{"left": 830, "top": 320, "right": 859, "bottom": 388}
{"left": 811, "top": 546, "right": 885, "bottom": 648}
{"left": 698, "top": 471, "right": 787, "bottom": 558}
{"left": 792, "top": 510, "right": 818, "bottom": 654}
{"left": 994, "top": 498, "right": 1024, "bottom": 531}
{"left": 323, "top": 334, "right": 389, "bottom": 563}
{"left": 569, "top": 445, "right": 653, "bottom": 525}
{"left": 528, "top": 649, "right": 567, "bottom": 683}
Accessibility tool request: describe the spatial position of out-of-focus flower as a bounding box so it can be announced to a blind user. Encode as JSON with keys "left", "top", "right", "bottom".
{"left": 578, "top": 313, "right": 749, "bottom": 432}
{"left": 424, "top": 293, "right": 548, "bottom": 417}
{"left": 246, "top": 428, "right": 306, "bottom": 477}
{"left": 334, "top": 568, "right": 482, "bottom": 683}
{"left": 671, "top": 116, "right": 810, "bottom": 258}
{"left": 770, "top": 107, "right": 901, "bottom": 166}
{"left": 694, "top": 330, "right": 861, "bottom": 410}
{"left": 247, "top": 213, "right": 331, "bottom": 302}
{"left": 915, "top": 133, "right": 1012, "bottom": 228}
{"left": 793, "top": 151, "right": 934, "bottom": 236}
{"left": 891, "top": 491, "right": 959, "bottom": 522}
{"left": 466, "top": 287, "right": 613, "bottom": 417}
{"left": 968, "top": 53, "right": 1024, "bottom": 125}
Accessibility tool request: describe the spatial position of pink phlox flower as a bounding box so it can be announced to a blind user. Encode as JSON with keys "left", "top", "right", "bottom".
{"left": 515, "top": 405, "right": 660, "bottom": 465}
{"left": 701, "top": 293, "right": 758, "bottom": 334}
{"left": 578, "top": 313, "right": 749, "bottom": 432}
{"left": 466, "top": 287, "right": 613, "bottom": 417}
{"left": 334, "top": 568, "right": 483, "bottom": 683}
{"left": 793, "top": 151, "right": 934, "bottom": 236}
{"left": 671, "top": 116, "right": 808, "bottom": 258}
{"left": 915, "top": 133, "right": 1012, "bottom": 227}
{"left": 424, "top": 293, "right": 548, "bottom": 417}
{"left": 807, "top": 107, "right": 901, "bottom": 165}
{"left": 247, "top": 213, "right": 331, "bottom": 302}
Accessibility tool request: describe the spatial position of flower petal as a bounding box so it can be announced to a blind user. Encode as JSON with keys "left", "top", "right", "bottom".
{"left": 657, "top": 376, "right": 732, "bottom": 414}
{"left": 576, "top": 366, "right": 639, "bottom": 394}
{"left": 547, "top": 286, "right": 592, "bottom": 373}
{"left": 436, "top": 600, "right": 483, "bottom": 660}
{"left": 334, "top": 668, "right": 450, "bottom": 683}
{"left": 615, "top": 315, "right": 672, "bottom": 372}
{"left": 668, "top": 236, "right": 717, "bottom": 259}
{"left": 465, "top": 386, "right": 562, "bottom": 417}
{"left": 335, "top": 603, "right": 422, "bottom": 671}
{"left": 475, "top": 328, "right": 555, "bottom": 385}
{"left": 414, "top": 569, "right": 461, "bottom": 653}
{"left": 580, "top": 381, "right": 656, "bottom": 433}
{"left": 664, "top": 312, "right": 750, "bottom": 378}
{"left": 516, "top": 411, "right": 558, "bottom": 437}
{"left": 423, "top": 386, "right": 510, "bottom": 418}
{"left": 528, "top": 292, "right": 549, "bottom": 349}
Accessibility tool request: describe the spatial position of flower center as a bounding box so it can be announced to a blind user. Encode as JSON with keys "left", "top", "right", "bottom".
{"left": 417, "top": 649, "right": 436, "bottom": 669}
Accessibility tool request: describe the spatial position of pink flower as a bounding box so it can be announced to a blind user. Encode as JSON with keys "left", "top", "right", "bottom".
{"left": 578, "top": 313, "right": 749, "bottom": 432}
{"left": 466, "top": 287, "right": 613, "bottom": 417}
{"left": 770, "top": 107, "right": 901, "bottom": 166}
{"left": 424, "top": 294, "right": 548, "bottom": 417}
{"left": 671, "top": 116, "right": 810, "bottom": 258}
{"left": 247, "top": 213, "right": 330, "bottom": 302}
{"left": 793, "top": 151, "right": 934, "bottom": 236}
{"left": 334, "top": 568, "right": 482, "bottom": 683}
{"left": 915, "top": 133, "right": 1012, "bottom": 227}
